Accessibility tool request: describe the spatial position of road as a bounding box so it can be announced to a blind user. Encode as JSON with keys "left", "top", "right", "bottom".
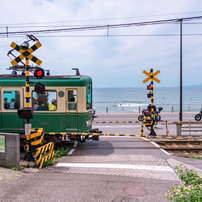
{"left": 93, "top": 112, "right": 202, "bottom": 137}
{"left": 1, "top": 112, "right": 202, "bottom": 202}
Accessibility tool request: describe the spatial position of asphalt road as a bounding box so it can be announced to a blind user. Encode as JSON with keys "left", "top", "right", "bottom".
{"left": 1, "top": 112, "right": 202, "bottom": 202}
{"left": 93, "top": 112, "right": 202, "bottom": 137}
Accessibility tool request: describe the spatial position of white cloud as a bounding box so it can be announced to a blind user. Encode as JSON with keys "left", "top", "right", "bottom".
{"left": 0, "top": 0, "right": 202, "bottom": 87}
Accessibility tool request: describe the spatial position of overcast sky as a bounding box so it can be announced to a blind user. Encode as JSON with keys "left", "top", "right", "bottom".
{"left": 0, "top": 0, "right": 202, "bottom": 88}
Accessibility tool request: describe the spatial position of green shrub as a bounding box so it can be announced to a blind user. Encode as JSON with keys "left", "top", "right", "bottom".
{"left": 42, "top": 147, "right": 69, "bottom": 168}
{"left": 165, "top": 164, "right": 202, "bottom": 201}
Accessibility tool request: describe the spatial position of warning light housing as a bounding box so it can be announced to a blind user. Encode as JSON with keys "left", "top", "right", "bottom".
{"left": 147, "top": 83, "right": 152, "bottom": 90}
{"left": 147, "top": 92, "right": 151, "bottom": 98}
{"left": 34, "top": 67, "right": 44, "bottom": 79}
{"left": 35, "top": 82, "right": 45, "bottom": 94}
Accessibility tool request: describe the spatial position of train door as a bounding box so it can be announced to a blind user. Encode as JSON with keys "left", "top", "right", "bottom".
{"left": 66, "top": 89, "right": 78, "bottom": 130}
{"left": 1, "top": 88, "right": 24, "bottom": 130}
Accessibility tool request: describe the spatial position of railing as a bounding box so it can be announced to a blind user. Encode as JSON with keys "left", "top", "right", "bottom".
{"left": 173, "top": 121, "right": 202, "bottom": 136}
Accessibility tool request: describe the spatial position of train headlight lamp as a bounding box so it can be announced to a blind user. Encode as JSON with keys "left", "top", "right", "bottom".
{"left": 86, "top": 119, "right": 92, "bottom": 127}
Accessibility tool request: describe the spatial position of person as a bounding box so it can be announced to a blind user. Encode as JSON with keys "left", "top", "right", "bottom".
{"left": 4, "top": 98, "right": 9, "bottom": 109}
{"left": 68, "top": 97, "right": 76, "bottom": 110}
{"left": 49, "top": 99, "right": 57, "bottom": 110}
{"left": 33, "top": 100, "right": 39, "bottom": 110}
{"left": 154, "top": 106, "right": 159, "bottom": 128}
{"left": 36, "top": 100, "right": 48, "bottom": 110}
{"left": 10, "top": 98, "right": 15, "bottom": 109}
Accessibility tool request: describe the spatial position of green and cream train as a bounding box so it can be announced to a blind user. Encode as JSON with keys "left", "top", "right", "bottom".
{"left": 0, "top": 68, "right": 99, "bottom": 144}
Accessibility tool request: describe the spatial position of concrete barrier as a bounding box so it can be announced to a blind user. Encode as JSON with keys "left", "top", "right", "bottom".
{"left": 0, "top": 133, "right": 20, "bottom": 169}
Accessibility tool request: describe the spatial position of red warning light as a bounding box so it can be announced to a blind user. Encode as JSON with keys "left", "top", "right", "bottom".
{"left": 147, "top": 83, "right": 152, "bottom": 90}
{"left": 34, "top": 67, "right": 44, "bottom": 79}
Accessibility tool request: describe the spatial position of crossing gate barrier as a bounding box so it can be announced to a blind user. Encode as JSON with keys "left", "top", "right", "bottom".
{"left": 30, "top": 128, "right": 44, "bottom": 146}
{"left": 36, "top": 142, "right": 55, "bottom": 169}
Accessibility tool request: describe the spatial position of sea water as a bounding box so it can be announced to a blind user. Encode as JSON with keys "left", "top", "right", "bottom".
{"left": 93, "top": 87, "right": 202, "bottom": 113}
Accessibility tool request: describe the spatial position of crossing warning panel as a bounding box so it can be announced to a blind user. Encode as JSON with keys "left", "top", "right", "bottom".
{"left": 10, "top": 41, "right": 42, "bottom": 66}
{"left": 143, "top": 69, "right": 160, "bottom": 84}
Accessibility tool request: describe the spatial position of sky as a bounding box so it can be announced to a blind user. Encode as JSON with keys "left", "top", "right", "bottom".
{"left": 0, "top": 0, "right": 202, "bottom": 88}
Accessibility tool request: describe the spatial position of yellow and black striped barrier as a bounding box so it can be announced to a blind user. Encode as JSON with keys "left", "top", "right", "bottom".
{"left": 36, "top": 142, "right": 54, "bottom": 169}
{"left": 44, "top": 132, "right": 202, "bottom": 141}
{"left": 93, "top": 121, "right": 143, "bottom": 123}
{"left": 30, "top": 128, "right": 44, "bottom": 146}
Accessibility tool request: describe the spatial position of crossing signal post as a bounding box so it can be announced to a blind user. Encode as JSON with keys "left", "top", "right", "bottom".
{"left": 9, "top": 35, "right": 44, "bottom": 162}
{"left": 143, "top": 69, "right": 160, "bottom": 136}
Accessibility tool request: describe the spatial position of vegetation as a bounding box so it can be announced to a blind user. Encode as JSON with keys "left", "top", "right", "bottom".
{"left": 165, "top": 164, "right": 202, "bottom": 201}
{"left": 42, "top": 147, "right": 69, "bottom": 168}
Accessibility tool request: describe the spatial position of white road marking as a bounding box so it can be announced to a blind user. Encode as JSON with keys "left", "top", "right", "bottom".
{"left": 56, "top": 163, "right": 174, "bottom": 172}
{"left": 151, "top": 141, "right": 160, "bottom": 148}
{"left": 73, "top": 141, "right": 78, "bottom": 147}
{"left": 68, "top": 141, "right": 78, "bottom": 155}
{"left": 160, "top": 149, "right": 171, "bottom": 155}
{"left": 141, "top": 137, "right": 149, "bottom": 141}
{"left": 68, "top": 149, "right": 75, "bottom": 155}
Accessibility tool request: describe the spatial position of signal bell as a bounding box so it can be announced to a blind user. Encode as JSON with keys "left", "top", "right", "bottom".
{"left": 35, "top": 82, "right": 45, "bottom": 94}
{"left": 34, "top": 67, "right": 44, "bottom": 79}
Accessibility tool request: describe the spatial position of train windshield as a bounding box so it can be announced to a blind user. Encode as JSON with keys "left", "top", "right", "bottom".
{"left": 86, "top": 83, "right": 92, "bottom": 110}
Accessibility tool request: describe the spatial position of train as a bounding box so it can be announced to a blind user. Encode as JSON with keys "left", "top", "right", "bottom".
{"left": 0, "top": 67, "right": 100, "bottom": 145}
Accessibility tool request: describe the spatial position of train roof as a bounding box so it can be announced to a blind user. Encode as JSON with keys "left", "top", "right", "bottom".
{"left": 0, "top": 74, "right": 92, "bottom": 87}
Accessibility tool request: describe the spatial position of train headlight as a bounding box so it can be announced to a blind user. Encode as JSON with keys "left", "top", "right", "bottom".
{"left": 86, "top": 119, "right": 92, "bottom": 127}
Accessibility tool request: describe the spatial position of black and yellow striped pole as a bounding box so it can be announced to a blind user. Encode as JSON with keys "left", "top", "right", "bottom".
{"left": 149, "top": 69, "right": 156, "bottom": 136}
{"left": 143, "top": 68, "right": 160, "bottom": 136}
{"left": 23, "top": 56, "right": 35, "bottom": 162}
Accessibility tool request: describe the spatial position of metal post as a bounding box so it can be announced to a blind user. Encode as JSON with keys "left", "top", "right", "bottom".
{"left": 149, "top": 69, "right": 156, "bottom": 136}
{"left": 23, "top": 58, "right": 34, "bottom": 162}
{"left": 179, "top": 19, "right": 183, "bottom": 121}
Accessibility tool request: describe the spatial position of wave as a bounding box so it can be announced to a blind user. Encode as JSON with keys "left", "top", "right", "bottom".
{"left": 116, "top": 103, "right": 148, "bottom": 107}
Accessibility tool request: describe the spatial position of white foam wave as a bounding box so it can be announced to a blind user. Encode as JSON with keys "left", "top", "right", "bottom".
{"left": 117, "top": 103, "right": 147, "bottom": 107}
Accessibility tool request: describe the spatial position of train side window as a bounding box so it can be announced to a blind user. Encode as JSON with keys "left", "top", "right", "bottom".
{"left": 68, "top": 90, "right": 77, "bottom": 110}
{"left": 86, "top": 83, "right": 92, "bottom": 110}
{"left": 3, "top": 91, "right": 20, "bottom": 110}
{"left": 32, "top": 90, "right": 57, "bottom": 111}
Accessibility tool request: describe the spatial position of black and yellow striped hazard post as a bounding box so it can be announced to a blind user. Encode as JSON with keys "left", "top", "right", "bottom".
{"left": 23, "top": 56, "right": 35, "bottom": 162}
{"left": 141, "top": 125, "right": 144, "bottom": 136}
{"left": 149, "top": 69, "right": 156, "bottom": 136}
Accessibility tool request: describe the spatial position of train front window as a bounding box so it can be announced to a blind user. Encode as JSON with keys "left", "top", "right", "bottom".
{"left": 3, "top": 91, "right": 20, "bottom": 110}
{"left": 32, "top": 90, "right": 57, "bottom": 111}
{"left": 68, "top": 90, "right": 77, "bottom": 110}
{"left": 86, "top": 83, "right": 92, "bottom": 110}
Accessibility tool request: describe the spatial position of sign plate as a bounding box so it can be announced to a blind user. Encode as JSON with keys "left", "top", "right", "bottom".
{"left": 25, "top": 124, "right": 32, "bottom": 136}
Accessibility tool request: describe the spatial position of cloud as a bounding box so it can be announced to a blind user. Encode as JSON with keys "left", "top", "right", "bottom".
{"left": 0, "top": 0, "right": 202, "bottom": 87}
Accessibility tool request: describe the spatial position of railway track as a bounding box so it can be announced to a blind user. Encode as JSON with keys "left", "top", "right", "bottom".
{"left": 155, "top": 140, "right": 202, "bottom": 157}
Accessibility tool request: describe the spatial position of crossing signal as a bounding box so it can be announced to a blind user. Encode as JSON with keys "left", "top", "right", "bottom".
{"left": 35, "top": 82, "right": 45, "bottom": 94}
{"left": 147, "top": 83, "right": 152, "bottom": 98}
{"left": 147, "top": 83, "right": 152, "bottom": 90}
{"left": 34, "top": 67, "right": 44, "bottom": 79}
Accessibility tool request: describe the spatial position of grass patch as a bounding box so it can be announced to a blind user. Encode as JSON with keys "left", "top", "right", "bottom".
{"left": 42, "top": 147, "right": 69, "bottom": 168}
{"left": 190, "top": 155, "right": 202, "bottom": 160}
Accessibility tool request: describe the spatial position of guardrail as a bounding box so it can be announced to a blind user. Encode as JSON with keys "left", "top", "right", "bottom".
{"left": 173, "top": 121, "right": 202, "bottom": 136}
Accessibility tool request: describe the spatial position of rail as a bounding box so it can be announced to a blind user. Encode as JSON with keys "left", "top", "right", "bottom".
{"left": 173, "top": 121, "right": 202, "bottom": 136}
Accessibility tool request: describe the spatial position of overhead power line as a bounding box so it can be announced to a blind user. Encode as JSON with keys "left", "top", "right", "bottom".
{"left": 1, "top": 16, "right": 202, "bottom": 37}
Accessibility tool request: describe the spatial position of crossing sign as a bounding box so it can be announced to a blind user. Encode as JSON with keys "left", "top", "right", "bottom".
{"left": 143, "top": 69, "right": 160, "bottom": 84}
{"left": 10, "top": 41, "right": 42, "bottom": 66}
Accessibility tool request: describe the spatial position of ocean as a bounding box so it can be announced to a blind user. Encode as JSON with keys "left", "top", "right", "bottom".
{"left": 93, "top": 87, "right": 202, "bottom": 113}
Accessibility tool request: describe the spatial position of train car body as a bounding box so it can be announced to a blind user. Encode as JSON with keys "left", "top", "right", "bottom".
{"left": 0, "top": 72, "right": 98, "bottom": 143}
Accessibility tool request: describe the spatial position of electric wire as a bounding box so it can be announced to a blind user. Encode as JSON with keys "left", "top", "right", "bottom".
{"left": 1, "top": 16, "right": 202, "bottom": 37}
